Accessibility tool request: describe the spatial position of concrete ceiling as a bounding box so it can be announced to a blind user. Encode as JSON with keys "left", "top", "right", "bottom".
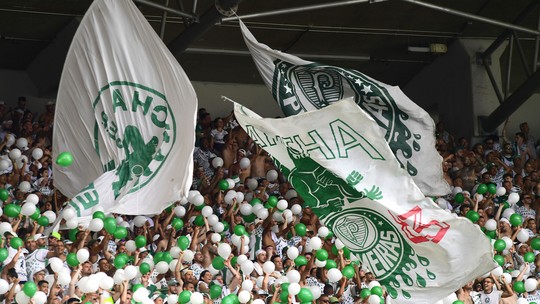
{"left": 0, "top": 0, "right": 539, "bottom": 97}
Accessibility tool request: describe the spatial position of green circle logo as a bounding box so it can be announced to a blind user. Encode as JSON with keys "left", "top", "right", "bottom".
{"left": 92, "top": 81, "right": 176, "bottom": 198}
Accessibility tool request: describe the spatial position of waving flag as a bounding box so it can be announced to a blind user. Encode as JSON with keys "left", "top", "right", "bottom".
{"left": 233, "top": 98, "right": 493, "bottom": 304}
{"left": 53, "top": 0, "right": 197, "bottom": 216}
{"left": 240, "top": 21, "right": 449, "bottom": 196}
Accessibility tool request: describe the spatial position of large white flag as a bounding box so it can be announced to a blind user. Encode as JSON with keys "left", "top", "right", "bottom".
{"left": 53, "top": 0, "right": 197, "bottom": 216}
{"left": 240, "top": 21, "right": 449, "bottom": 196}
{"left": 233, "top": 98, "right": 493, "bottom": 304}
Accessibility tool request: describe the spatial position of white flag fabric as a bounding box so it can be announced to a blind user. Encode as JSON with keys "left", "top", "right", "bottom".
{"left": 233, "top": 98, "right": 493, "bottom": 304}
{"left": 240, "top": 21, "right": 450, "bottom": 196}
{"left": 53, "top": 0, "right": 197, "bottom": 216}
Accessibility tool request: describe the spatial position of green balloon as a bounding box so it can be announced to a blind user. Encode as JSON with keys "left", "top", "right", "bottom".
{"left": 154, "top": 252, "right": 164, "bottom": 263}
{"left": 231, "top": 256, "right": 238, "bottom": 267}
{"left": 514, "top": 281, "right": 526, "bottom": 293}
{"left": 325, "top": 259, "right": 337, "bottom": 270}
{"left": 531, "top": 238, "right": 540, "bottom": 250}
{"left": 103, "top": 217, "right": 117, "bottom": 234}
{"left": 37, "top": 216, "right": 49, "bottom": 226}
{"left": 279, "top": 291, "right": 289, "bottom": 303}
{"left": 4, "top": 204, "right": 19, "bottom": 218}
{"left": 294, "top": 223, "right": 307, "bottom": 237}
{"left": 219, "top": 179, "right": 229, "bottom": 191}
{"left": 371, "top": 286, "right": 383, "bottom": 296}
{"left": 10, "top": 237, "right": 23, "bottom": 249}
{"left": 0, "top": 248, "right": 8, "bottom": 262}
{"left": 0, "top": 188, "right": 8, "bottom": 201}
{"left": 222, "top": 221, "right": 230, "bottom": 232}
{"left": 139, "top": 262, "right": 151, "bottom": 274}
{"left": 466, "top": 210, "right": 480, "bottom": 223}
{"left": 493, "top": 255, "right": 505, "bottom": 266}
{"left": 161, "top": 252, "right": 173, "bottom": 264}
{"left": 212, "top": 256, "right": 226, "bottom": 270}
{"left": 485, "top": 230, "right": 497, "bottom": 239}
{"left": 195, "top": 203, "right": 205, "bottom": 211}
{"left": 135, "top": 235, "right": 147, "bottom": 248}
{"left": 177, "top": 236, "right": 190, "bottom": 250}
{"left": 477, "top": 184, "right": 488, "bottom": 195}
{"left": 452, "top": 301, "right": 465, "bottom": 304}
{"left": 234, "top": 225, "right": 246, "bottom": 236}
{"left": 316, "top": 249, "right": 329, "bottom": 261}
{"left": 66, "top": 253, "right": 79, "bottom": 267}
{"left": 92, "top": 211, "right": 105, "bottom": 220}
{"left": 342, "top": 265, "right": 355, "bottom": 279}
{"left": 297, "top": 288, "right": 313, "bottom": 302}
{"left": 132, "top": 283, "right": 144, "bottom": 292}
{"left": 194, "top": 215, "right": 205, "bottom": 227}
{"left": 294, "top": 256, "right": 307, "bottom": 266}
{"left": 30, "top": 208, "right": 40, "bottom": 220}
{"left": 113, "top": 226, "right": 128, "bottom": 239}
{"left": 210, "top": 284, "right": 222, "bottom": 299}
{"left": 69, "top": 228, "right": 79, "bottom": 242}
{"left": 243, "top": 213, "right": 257, "bottom": 223}
{"left": 178, "top": 290, "right": 192, "bottom": 304}
{"left": 113, "top": 255, "right": 127, "bottom": 269}
{"left": 267, "top": 196, "right": 278, "bottom": 208}
{"left": 510, "top": 213, "right": 523, "bottom": 227}
{"left": 524, "top": 252, "right": 535, "bottom": 263}
{"left": 23, "top": 281, "right": 37, "bottom": 297}
{"left": 360, "top": 289, "right": 371, "bottom": 299}
{"left": 487, "top": 183, "right": 497, "bottom": 195}
{"left": 493, "top": 239, "right": 506, "bottom": 252}
{"left": 171, "top": 217, "right": 184, "bottom": 230}
{"left": 249, "top": 198, "right": 262, "bottom": 206}
{"left": 56, "top": 151, "right": 74, "bottom": 167}
{"left": 454, "top": 193, "right": 465, "bottom": 204}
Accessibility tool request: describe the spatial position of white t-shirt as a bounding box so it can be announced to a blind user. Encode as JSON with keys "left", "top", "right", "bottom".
{"left": 25, "top": 248, "right": 48, "bottom": 281}
{"left": 5, "top": 247, "right": 28, "bottom": 282}
{"left": 479, "top": 289, "right": 502, "bottom": 304}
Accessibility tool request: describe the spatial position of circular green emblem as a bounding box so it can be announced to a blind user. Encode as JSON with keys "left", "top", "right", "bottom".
{"left": 92, "top": 81, "right": 175, "bottom": 197}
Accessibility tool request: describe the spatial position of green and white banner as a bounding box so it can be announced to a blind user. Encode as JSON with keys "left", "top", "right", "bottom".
{"left": 233, "top": 98, "right": 493, "bottom": 304}
{"left": 53, "top": 0, "right": 197, "bottom": 216}
{"left": 240, "top": 21, "right": 449, "bottom": 197}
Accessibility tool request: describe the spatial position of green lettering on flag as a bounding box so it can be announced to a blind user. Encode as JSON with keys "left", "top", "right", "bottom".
{"left": 112, "top": 89, "right": 128, "bottom": 112}
{"left": 132, "top": 91, "right": 153, "bottom": 115}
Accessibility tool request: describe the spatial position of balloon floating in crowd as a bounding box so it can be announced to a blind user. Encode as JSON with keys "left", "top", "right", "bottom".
{"left": 56, "top": 151, "right": 74, "bottom": 167}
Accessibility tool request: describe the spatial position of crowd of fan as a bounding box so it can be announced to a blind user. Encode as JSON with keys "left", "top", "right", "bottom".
{"left": 0, "top": 97, "right": 538, "bottom": 304}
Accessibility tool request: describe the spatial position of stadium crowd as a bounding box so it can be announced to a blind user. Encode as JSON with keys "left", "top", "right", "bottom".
{"left": 0, "top": 96, "right": 538, "bottom": 304}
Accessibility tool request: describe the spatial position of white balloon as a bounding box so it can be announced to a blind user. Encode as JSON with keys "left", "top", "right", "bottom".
{"left": 314, "top": 259, "right": 327, "bottom": 268}
{"left": 202, "top": 206, "right": 213, "bottom": 217}
{"left": 9, "top": 149, "right": 21, "bottom": 160}
{"left": 155, "top": 261, "right": 169, "bottom": 274}
{"left": 18, "top": 181, "right": 31, "bottom": 193}
{"left": 113, "top": 269, "right": 126, "bottom": 285}
{"left": 49, "top": 257, "right": 64, "bottom": 273}
{"left": 191, "top": 292, "right": 205, "bottom": 304}
{"left": 32, "top": 291, "right": 47, "bottom": 304}
{"left": 174, "top": 206, "right": 186, "bottom": 217}
{"left": 21, "top": 202, "right": 36, "bottom": 216}
{"left": 484, "top": 219, "right": 497, "bottom": 231}
{"left": 24, "top": 193, "right": 39, "bottom": 205}
{"left": 496, "top": 187, "right": 507, "bottom": 196}
{"left": 502, "top": 273, "right": 512, "bottom": 284}
{"left": 32, "top": 148, "right": 43, "bottom": 160}
{"left": 309, "top": 237, "right": 323, "bottom": 250}
{"left": 227, "top": 178, "right": 235, "bottom": 189}
{"left": 217, "top": 243, "right": 232, "bottom": 259}
{"left": 238, "top": 290, "right": 251, "bottom": 303}
{"left": 124, "top": 265, "right": 137, "bottom": 280}
{"left": 237, "top": 255, "right": 248, "bottom": 265}
{"left": 192, "top": 194, "right": 205, "bottom": 206}
{"left": 502, "top": 236, "right": 513, "bottom": 250}
{"left": 436, "top": 198, "right": 448, "bottom": 209}
{"left": 256, "top": 208, "right": 269, "bottom": 220}
{"left": 43, "top": 211, "right": 56, "bottom": 223}
{"left": 327, "top": 268, "right": 342, "bottom": 283}
{"left": 179, "top": 197, "right": 188, "bottom": 205}
{"left": 452, "top": 186, "right": 463, "bottom": 195}
{"left": 15, "top": 291, "right": 30, "bottom": 304}
{"left": 16, "top": 138, "right": 28, "bottom": 149}
{"left": 367, "top": 295, "right": 380, "bottom": 304}
{"left": 508, "top": 193, "right": 520, "bottom": 204}
{"left": 241, "top": 279, "right": 253, "bottom": 292}
{"left": 502, "top": 208, "right": 515, "bottom": 219}
{"left": 286, "top": 270, "right": 301, "bottom": 283}
{"left": 256, "top": 276, "right": 265, "bottom": 288}
{"left": 182, "top": 250, "right": 195, "bottom": 262}
{"left": 133, "top": 215, "right": 147, "bottom": 227}
{"left": 213, "top": 222, "right": 224, "bottom": 233}
{"left": 368, "top": 281, "right": 381, "bottom": 289}
{"left": 318, "top": 227, "right": 329, "bottom": 238}
{"left": 525, "top": 278, "right": 538, "bottom": 292}
{"left": 291, "top": 204, "right": 302, "bottom": 215}
{"left": 247, "top": 178, "right": 258, "bottom": 191}
{"left": 206, "top": 214, "right": 218, "bottom": 226}
{"left": 277, "top": 199, "right": 288, "bottom": 211}
{"left": 517, "top": 229, "right": 530, "bottom": 243}
{"left": 335, "top": 238, "right": 345, "bottom": 250}
{"left": 98, "top": 276, "right": 114, "bottom": 291}
{"left": 0, "top": 279, "right": 9, "bottom": 295}
{"left": 133, "top": 288, "right": 150, "bottom": 302}
{"left": 76, "top": 248, "right": 90, "bottom": 263}
{"left": 170, "top": 246, "right": 181, "bottom": 259}
{"left": 57, "top": 272, "right": 71, "bottom": 285}
{"left": 287, "top": 247, "right": 299, "bottom": 260}
{"left": 88, "top": 218, "right": 104, "bottom": 232}
{"left": 0, "top": 223, "right": 11, "bottom": 236}
{"left": 266, "top": 170, "right": 278, "bottom": 182}
{"left": 288, "top": 282, "right": 301, "bottom": 296}
{"left": 517, "top": 298, "right": 529, "bottom": 304}
{"left": 5, "top": 135, "right": 14, "bottom": 148}
{"left": 240, "top": 203, "right": 253, "bottom": 216}
{"left": 62, "top": 207, "right": 76, "bottom": 220}
{"left": 491, "top": 266, "right": 503, "bottom": 277}
{"left": 65, "top": 218, "right": 78, "bottom": 229}
{"left": 211, "top": 233, "right": 221, "bottom": 243}
{"left": 236, "top": 191, "right": 244, "bottom": 203}
{"left": 244, "top": 192, "right": 253, "bottom": 202}
{"left": 224, "top": 191, "right": 236, "bottom": 205}
{"left": 0, "top": 160, "right": 9, "bottom": 170}
{"left": 212, "top": 157, "right": 224, "bottom": 168}
{"left": 239, "top": 158, "right": 251, "bottom": 169}
{"left": 86, "top": 275, "right": 100, "bottom": 293}
{"left": 263, "top": 261, "right": 275, "bottom": 274}
{"left": 167, "top": 295, "right": 179, "bottom": 304}
{"left": 309, "top": 285, "right": 321, "bottom": 300}
{"left": 240, "top": 260, "right": 254, "bottom": 274}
